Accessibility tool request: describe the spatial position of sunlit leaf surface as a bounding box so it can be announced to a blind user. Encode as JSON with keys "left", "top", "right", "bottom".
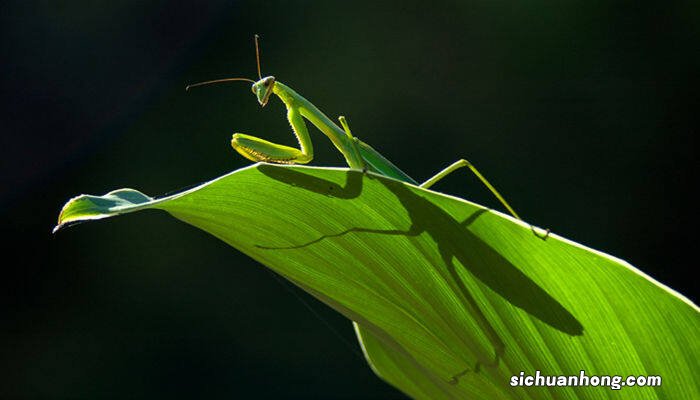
{"left": 55, "top": 164, "right": 699, "bottom": 399}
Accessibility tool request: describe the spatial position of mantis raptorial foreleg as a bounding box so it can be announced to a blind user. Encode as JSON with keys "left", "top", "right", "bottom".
{"left": 231, "top": 107, "right": 313, "bottom": 164}
{"left": 421, "top": 159, "right": 522, "bottom": 220}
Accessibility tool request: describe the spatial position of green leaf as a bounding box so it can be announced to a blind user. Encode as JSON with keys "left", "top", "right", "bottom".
{"left": 55, "top": 164, "right": 699, "bottom": 399}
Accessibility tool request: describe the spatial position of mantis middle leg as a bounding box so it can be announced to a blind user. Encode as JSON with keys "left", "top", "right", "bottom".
{"left": 338, "top": 116, "right": 366, "bottom": 170}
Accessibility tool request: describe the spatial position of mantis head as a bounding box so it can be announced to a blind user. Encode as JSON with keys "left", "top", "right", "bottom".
{"left": 251, "top": 76, "right": 276, "bottom": 107}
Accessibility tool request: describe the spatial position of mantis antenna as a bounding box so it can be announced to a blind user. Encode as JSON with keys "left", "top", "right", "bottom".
{"left": 254, "top": 34, "right": 263, "bottom": 79}
{"left": 185, "top": 77, "right": 256, "bottom": 91}
{"left": 185, "top": 35, "right": 265, "bottom": 91}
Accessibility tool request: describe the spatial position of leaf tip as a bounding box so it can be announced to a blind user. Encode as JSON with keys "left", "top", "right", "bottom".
{"left": 53, "top": 188, "right": 154, "bottom": 233}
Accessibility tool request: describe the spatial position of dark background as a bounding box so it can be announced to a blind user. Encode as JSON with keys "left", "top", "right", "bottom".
{"left": 2, "top": 1, "right": 697, "bottom": 398}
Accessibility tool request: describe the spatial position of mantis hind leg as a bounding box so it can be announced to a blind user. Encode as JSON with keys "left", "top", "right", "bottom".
{"left": 231, "top": 107, "right": 314, "bottom": 164}
{"left": 421, "top": 159, "right": 521, "bottom": 220}
{"left": 422, "top": 160, "right": 550, "bottom": 239}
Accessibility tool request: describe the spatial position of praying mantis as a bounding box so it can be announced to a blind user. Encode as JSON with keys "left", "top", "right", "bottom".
{"left": 186, "top": 36, "right": 545, "bottom": 381}
{"left": 187, "top": 35, "right": 522, "bottom": 224}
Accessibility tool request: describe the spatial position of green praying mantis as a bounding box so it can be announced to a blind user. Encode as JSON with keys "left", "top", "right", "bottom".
{"left": 187, "top": 36, "right": 553, "bottom": 381}
{"left": 187, "top": 35, "right": 524, "bottom": 223}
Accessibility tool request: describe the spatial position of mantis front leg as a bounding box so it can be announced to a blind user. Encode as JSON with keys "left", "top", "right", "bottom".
{"left": 231, "top": 106, "right": 314, "bottom": 164}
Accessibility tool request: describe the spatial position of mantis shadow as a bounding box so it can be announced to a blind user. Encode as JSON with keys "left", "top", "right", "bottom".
{"left": 257, "top": 165, "right": 583, "bottom": 381}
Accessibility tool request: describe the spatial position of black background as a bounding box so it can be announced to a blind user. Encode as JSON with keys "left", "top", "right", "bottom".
{"left": 2, "top": 1, "right": 697, "bottom": 398}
